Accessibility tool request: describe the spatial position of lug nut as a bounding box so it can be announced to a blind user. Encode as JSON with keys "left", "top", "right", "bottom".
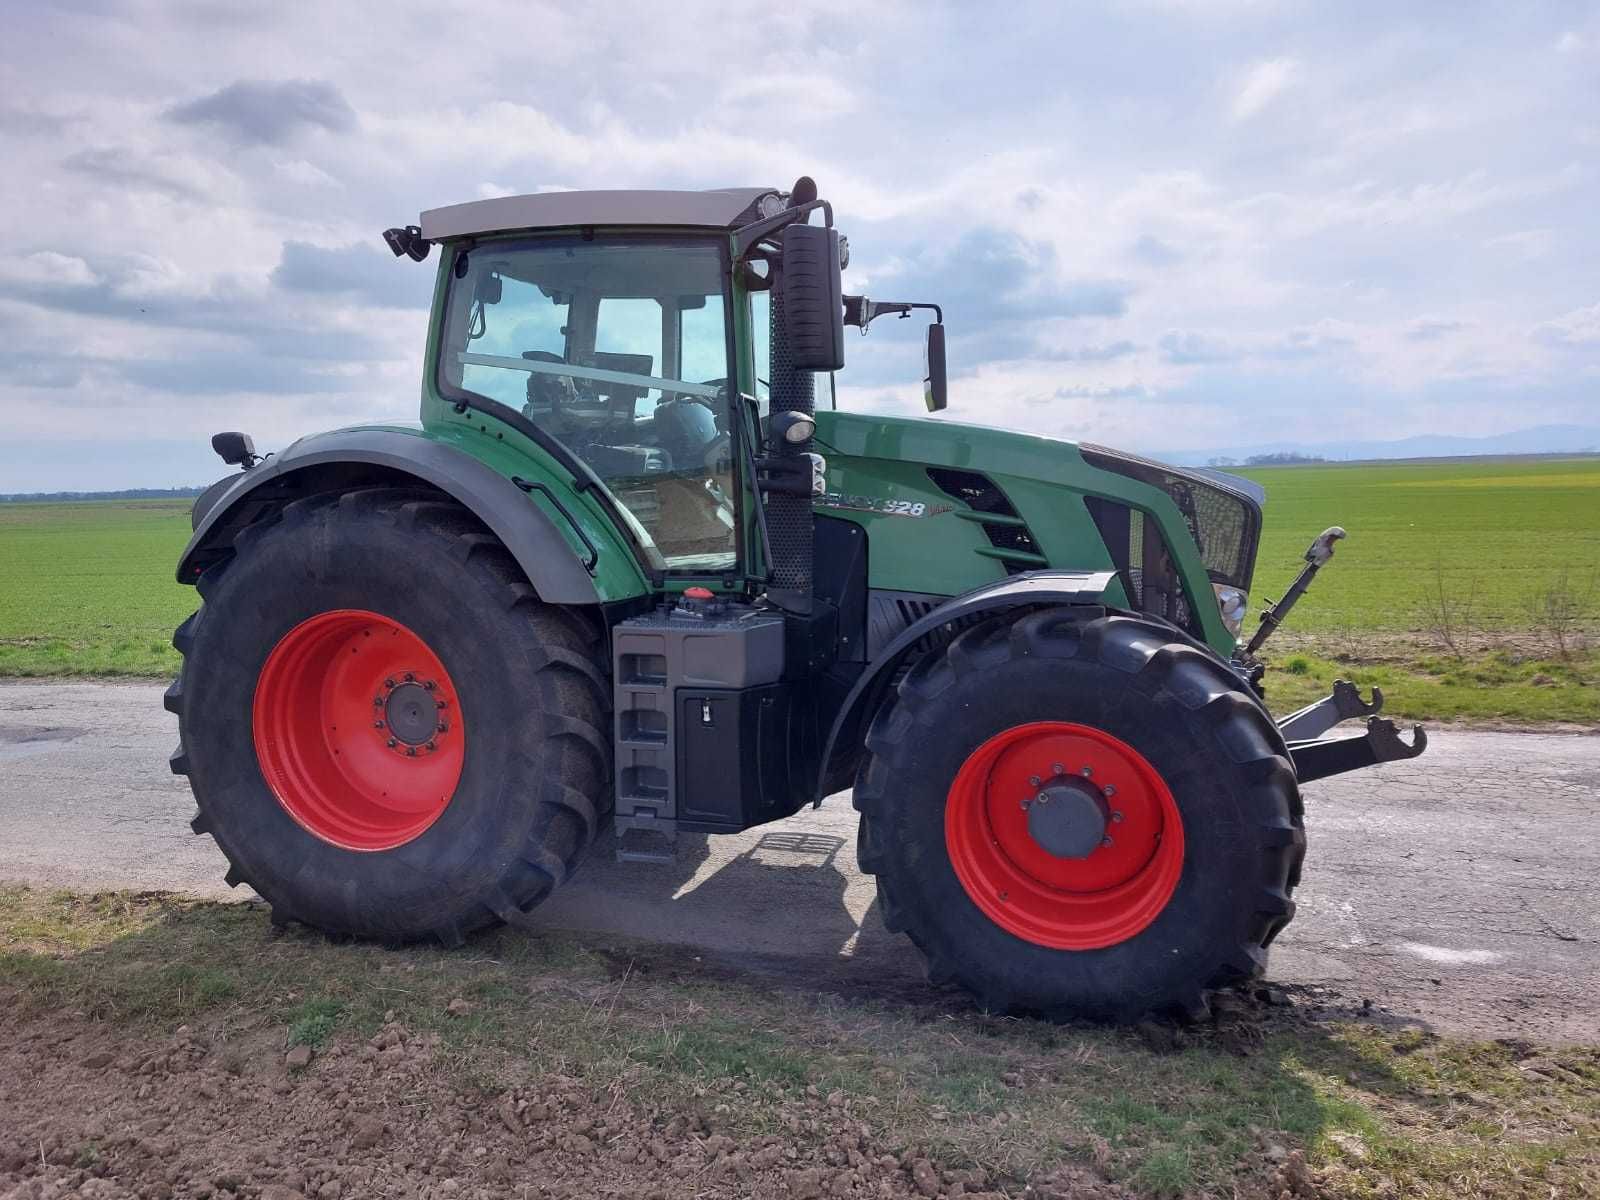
{"left": 438, "top": 722, "right": 449, "bottom": 733}
{"left": 1103, "top": 784, "right": 1117, "bottom": 798}
{"left": 404, "top": 672, "right": 415, "bottom": 682}
{"left": 1051, "top": 762, "right": 1064, "bottom": 775}
{"left": 435, "top": 699, "right": 448, "bottom": 710}
{"left": 1036, "top": 793, "right": 1050, "bottom": 805}
{"left": 384, "top": 678, "right": 395, "bottom": 689}
{"left": 1080, "top": 766, "right": 1094, "bottom": 778}
{"left": 406, "top": 746, "right": 417, "bottom": 757}
{"left": 426, "top": 741, "right": 437, "bottom": 752}
{"left": 1112, "top": 811, "right": 1124, "bottom": 823}
{"left": 374, "top": 720, "right": 385, "bottom": 729}
{"left": 424, "top": 680, "right": 436, "bottom": 691}
{"left": 1102, "top": 836, "right": 1114, "bottom": 848}
{"left": 372, "top": 696, "right": 383, "bottom": 708}
{"left": 1028, "top": 775, "right": 1041, "bottom": 788}
{"left": 386, "top": 738, "right": 397, "bottom": 748}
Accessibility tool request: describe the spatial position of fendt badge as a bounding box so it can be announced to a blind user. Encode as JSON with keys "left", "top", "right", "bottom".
{"left": 815, "top": 492, "right": 953, "bottom": 518}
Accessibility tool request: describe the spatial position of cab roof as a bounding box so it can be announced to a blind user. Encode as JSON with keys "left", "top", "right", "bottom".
{"left": 419, "top": 188, "right": 773, "bottom": 242}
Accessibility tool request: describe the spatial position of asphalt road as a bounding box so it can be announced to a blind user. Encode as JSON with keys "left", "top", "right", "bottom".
{"left": 2, "top": 680, "right": 1596, "bottom": 1040}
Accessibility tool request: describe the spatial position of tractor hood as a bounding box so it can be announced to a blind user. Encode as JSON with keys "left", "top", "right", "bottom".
{"left": 812, "top": 410, "right": 1265, "bottom": 653}
{"left": 815, "top": 410, "right": 1096, "bottom": 482}
{"left": 813, "top": 411, "right": 1261, "bottom": 512}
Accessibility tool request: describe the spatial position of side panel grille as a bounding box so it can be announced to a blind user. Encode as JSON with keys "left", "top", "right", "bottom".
{"left": 926, "top": 468, "right": 1043, "bottom": 574}
{"left": 866, "top": 591, "right": 988, "bottom": 660}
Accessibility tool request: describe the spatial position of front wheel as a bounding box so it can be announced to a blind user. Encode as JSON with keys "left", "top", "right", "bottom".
{"left": 166, "top": 487, "right": 611, "bottom": 944}
{"left": 854, "top": 609, "right": 1304, "bottom": 1020}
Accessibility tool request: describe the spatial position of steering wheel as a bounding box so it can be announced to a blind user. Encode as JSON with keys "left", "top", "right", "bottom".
{"left": 521, "top": 350, "right": 603, "bottom": 410}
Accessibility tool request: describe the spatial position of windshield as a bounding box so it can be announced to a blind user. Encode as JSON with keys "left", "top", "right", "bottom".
{"left": 438, "top": 237, "right": 737, "bottom": 573}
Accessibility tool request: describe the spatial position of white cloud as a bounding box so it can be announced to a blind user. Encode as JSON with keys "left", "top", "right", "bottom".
{"left": 1, "top": 1, "right": 1597, "bottom": 488}
{"left": 0, "top": 252, "right": 99, "bottom": 287}
{"left": 1536, "top": 302, "right": 1600, "bottom": 347}
{"left": 1230, "top": 57, "right": 1300, "bottom": 121}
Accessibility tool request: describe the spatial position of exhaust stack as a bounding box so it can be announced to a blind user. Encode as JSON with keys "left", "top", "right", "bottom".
{"left": 764, "top": 281, "right": 816, "bottom": 614}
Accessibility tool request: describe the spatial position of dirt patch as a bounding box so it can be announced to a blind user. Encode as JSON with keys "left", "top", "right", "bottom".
{"left": 0, "top": 1011, "right": 1134, "bottom": 1200}
{"left": 4, "top": 888, "right": 1597, "bottom": 1200}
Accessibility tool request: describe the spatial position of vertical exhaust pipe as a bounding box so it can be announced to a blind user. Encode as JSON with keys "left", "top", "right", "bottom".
{"left": 747, "top": 178, "right": 843, "bottom": 617}
{"left": 764, "top": 280, "right": 816, "bottom": 615}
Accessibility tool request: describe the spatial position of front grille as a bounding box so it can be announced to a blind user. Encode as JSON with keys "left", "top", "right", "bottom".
{"left": 1084, "top": 497, "right": 1192, "bottom": 630}
{"left": 1080, "top": 445, "right": 1260, "bottom": 592}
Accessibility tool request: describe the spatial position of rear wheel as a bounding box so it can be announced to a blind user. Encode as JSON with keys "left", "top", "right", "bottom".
{"left": 166, "top": 487, "right": 611, "bottom": 943}
{"left": 855, "top": 608, "right": 1304, "bottom": 1020}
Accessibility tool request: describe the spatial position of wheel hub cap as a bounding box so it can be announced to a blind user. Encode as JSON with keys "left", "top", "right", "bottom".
{"left": 383, "top": 681, "right": 440, "bottom": 746}
{"left": 1026, "top": 775, "right": 1110, "bottom": 859}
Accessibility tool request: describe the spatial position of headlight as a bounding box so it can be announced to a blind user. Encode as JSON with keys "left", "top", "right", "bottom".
{"left": 1212, "top": 583, "right": 1247, "bottom": 638}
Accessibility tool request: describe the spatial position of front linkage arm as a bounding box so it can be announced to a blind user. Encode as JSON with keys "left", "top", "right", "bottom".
{"left": 1277, "top": 678, "right": 1382, "bottom": 741}
{"left": 1288, "top": 717, "right": 1428, "bottom": 783}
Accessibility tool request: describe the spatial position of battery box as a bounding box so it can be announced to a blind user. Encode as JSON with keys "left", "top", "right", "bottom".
{"left": 612, "top": 599, "right": 796, "bottom": 842}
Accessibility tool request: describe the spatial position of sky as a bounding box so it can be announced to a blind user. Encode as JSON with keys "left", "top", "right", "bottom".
{"left": 1, "top": 0, "right": 1597, "bottom": 490}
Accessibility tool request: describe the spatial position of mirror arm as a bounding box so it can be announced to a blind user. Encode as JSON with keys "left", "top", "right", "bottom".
{"left": 844, "top": 296, "right": 943, "bottom": 331}
{"left": 731, "top": 199, "right": 833, "bottom": 258}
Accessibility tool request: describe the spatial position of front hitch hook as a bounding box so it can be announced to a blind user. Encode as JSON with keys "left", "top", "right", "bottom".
{"left": 1276, "top": 678, "right": 1382, "bottom": 742}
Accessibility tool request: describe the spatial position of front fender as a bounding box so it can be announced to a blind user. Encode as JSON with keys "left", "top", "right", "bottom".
{"left": 814, "top": 570, "right": 1116, "bottom": 803}
{"left": 177, "top": 428, "right": 602, "bottom": 606}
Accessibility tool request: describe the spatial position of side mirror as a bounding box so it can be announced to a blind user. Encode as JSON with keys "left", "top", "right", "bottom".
{"left": 923, "top": 323, "right": 948, "bottom": 412}
{"left": 382, "top": 225, "right": 431, "bottom": 262}
{"left": 211, "top": 431, "right": 259, "bottom": 470}
{"left": 780, "top": 225, "right": 845, "bottom": 371}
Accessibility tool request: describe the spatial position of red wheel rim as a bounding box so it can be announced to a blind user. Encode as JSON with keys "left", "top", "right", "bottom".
{"left": 944, "top": 722, "right": 1184, "bottom": 950}
{"left": 252, "top": 610, "right": 465, "bottom": 851}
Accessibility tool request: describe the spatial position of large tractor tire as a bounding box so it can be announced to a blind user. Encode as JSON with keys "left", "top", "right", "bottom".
{"left": 855, "top": 608, "right": 1304, "bottom": 1020}
{"left": 166, "top": 486, "right": 611, "bottom": 944}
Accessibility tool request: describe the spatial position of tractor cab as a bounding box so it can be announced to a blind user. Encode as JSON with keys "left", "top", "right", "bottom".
{"left": 437, "top": 236, "right": 740, "bottom": 571}
{"left": 397, "top": 180, "right": 942, "bottom": 615}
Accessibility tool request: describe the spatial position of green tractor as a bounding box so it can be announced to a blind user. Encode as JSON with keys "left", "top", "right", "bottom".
{"left": 168, "top": 178, "right": 1425, "bottom": 1019}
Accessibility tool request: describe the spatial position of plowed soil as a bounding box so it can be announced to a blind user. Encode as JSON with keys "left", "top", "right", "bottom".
{"left": 0, "top": 1011, "right": 1143, "bottom": 1200}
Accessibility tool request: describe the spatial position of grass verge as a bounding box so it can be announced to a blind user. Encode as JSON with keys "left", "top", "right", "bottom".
{"left": 3, "top": 886, "right": 1596, "bottom": 1199}
{"left": 1260, "top": 633, "right": 1600, "bottom": 726}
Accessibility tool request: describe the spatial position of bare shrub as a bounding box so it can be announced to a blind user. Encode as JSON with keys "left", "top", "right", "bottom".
{"left": 1527, "top": 569, "right": 1596, "bottom": 661}
{"left": 1417, "top": 560, "right": 1478, "bottom": 658}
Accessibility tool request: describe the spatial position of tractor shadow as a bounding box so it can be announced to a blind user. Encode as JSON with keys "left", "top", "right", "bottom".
{"left": 530, "top": 800, "right": 933, "bottom": 1003}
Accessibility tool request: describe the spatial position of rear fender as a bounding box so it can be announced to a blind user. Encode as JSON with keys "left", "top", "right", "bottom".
{"left": 177, "top": 429, "right": 603, "bottom": 605}
{"left": 814, "top": 570, "right": 1115, "bottom": 803}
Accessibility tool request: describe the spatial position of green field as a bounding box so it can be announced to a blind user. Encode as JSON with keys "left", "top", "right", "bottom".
{"left": 0, "top": 458, "right": 1596, "bottom": 723}
{"left": 1238, "top": 457, "right": 1600, "bottom": 635}
{"left": 1237, "top": 457, "right": 1599, "bottom": 725}
{"left": 0, "top": 500, "right": 194, "bottom": 676}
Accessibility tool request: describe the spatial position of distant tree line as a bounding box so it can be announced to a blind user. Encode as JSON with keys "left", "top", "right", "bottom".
{"left": 1212, "top": 452, "right": 1327, "bottom": 466}
{"left": 0, "top": 486, "right": 205, "bottom": 503}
